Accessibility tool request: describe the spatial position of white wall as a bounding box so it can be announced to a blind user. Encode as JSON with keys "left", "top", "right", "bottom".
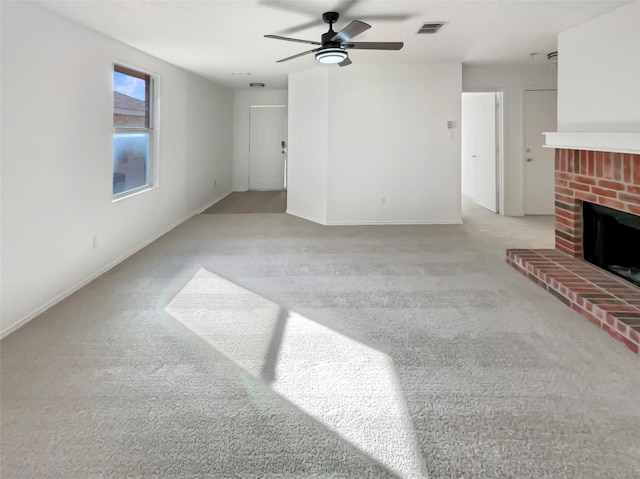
{"left": 558, "top": 2, "right": 640, "bottom": 133}
{"left": 288, "top": 63, "right": 462, "bottom": 225}
{"left": 232, "top": 89, "right": 288, "bottom": 191}
{"left": 1, "top": 2, "right": 233, "bottom": 336}
{"left": 326, "top": 63, "right": 462, "bottom": 224}
{"left": 287, "top": 68, "right": 329, "bottom": 224}
{"left": 463, "top": 64, "right": 557, "bottom": 216}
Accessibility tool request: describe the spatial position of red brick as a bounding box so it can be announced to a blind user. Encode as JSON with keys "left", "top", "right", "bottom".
{"left": 555, "top": 193, "right": 576, "bottom": 204}
{"left": 612, "top": 153, "right": 624, "bottom": 181}
{"left": 579, "top": 151, "right": 587, "bottom": 175}
{"left": 623, "top": 155, "right": 633, "bottom": 183}
{"left": 555, "top": 207, "right": 578, "bottom": 221}
{"left": 511, "top": 263, "right": 527, "bottom": 275}
{"left": 574, "top": 175, "right": 597, "bottom": 186}
{"left": 597, "top": 304, "right": 638, "bottom": 313}
{"left": 627, "top": 184, "right": 640, "bottom": 195}
{"left": 556, "top": 215, "right": 577, "bottom": 229}
{"left": 627, "top": 204, "right": 640, "bottom": 216}
{"left": 585, "top": 300, "right": 595, "bottom": 313}
{"left": 582, "top": 310, "right": 602, "bottom": 327}
{"left": 599, "top": 152, "right": 614, "bottom": 179}
{"left": 629, "top": 328, "right": 640, "bottom": 344}
{"left": 556, "top": 229, "right": 580, "bottom": 243}
{"left": 601, "top": 323, "right": 640, "bottom": 354}
{"left": 591, "top": 187, "right": 618, "bottom": 198}
{"left": 556, "top": 237, "right": 579, "bottom": 256}
{"left": 597, "top": 197, "right": 626, "bottom": 211}
{"left": 567, "top": 181, "right": 590, "bottom": 192}
{"left": 618, "top": 192, "right": 640, "bottom": 206}
{"left": 574, "top": 288, "right": 603, "bottom": 296}
{"left": 597, "top": 179, "right": 625, "bottom": 191}
{"left": 572, "top": 302, "right": 586, "bottom": 315}
{"left": 616, "top": 319, "right": 629, "bottom": 334}
{"left": 556, "top": 186, "right": 576, "bottom": 197}
{"left": 574, "top": 191, "right": 598, "bottom": 203}
{"left": 587, "top": 151, "right": 596, "bottom": 176}
{"left": 633, "top": 155, "right": 640, "bottom": 185}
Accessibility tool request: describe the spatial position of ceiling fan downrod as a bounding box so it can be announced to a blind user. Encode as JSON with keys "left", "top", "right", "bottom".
{"left": 321, "top": 12, "right": 341, "bottom": 47}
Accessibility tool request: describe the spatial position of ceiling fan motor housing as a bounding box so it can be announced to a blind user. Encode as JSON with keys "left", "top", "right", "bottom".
{"left": 322, "top": 12, "right": 340, "bottom": 24}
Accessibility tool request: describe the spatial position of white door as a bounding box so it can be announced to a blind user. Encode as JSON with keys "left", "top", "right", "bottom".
{"left": 249, "top": 105, "right": 287, "bottom": 190}
{"left": 524, "top": 90, "right": 557, "bottom": 215}
{"left": 462, "top": 92, "right": 498, "bottom": 212}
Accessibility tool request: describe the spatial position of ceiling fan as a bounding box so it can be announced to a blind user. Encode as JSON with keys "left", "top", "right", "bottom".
{"left": 264, "top": 11, "right": 403, "bottom": 67}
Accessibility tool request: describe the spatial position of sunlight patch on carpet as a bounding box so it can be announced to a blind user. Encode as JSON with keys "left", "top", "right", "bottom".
{"left": 165, "top": 268, "right": 426, "bottom": 478}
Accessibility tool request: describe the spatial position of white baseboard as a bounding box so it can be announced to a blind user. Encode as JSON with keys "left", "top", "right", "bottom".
{"left": 325, "top": 219, "right": 463, "bottom": 225}
{"left": 285, "top": 209, "right": 462, "bottom": 226}
{"left": 0, "top": 191, "right": 231, "bottom": 339}
{"left": 195, "top": 191, "right": 232, "bottom": 214}
{"left": 286, "top": 209, "right": 327, "bottom": 225}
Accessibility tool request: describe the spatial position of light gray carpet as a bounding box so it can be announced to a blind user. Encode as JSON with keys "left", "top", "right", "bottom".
{"left": 2, "top": 204, "right": 639, "bottom": 478}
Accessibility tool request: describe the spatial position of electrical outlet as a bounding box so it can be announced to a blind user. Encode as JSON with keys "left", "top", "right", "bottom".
{"left": 380, "top": 196, "right": 386, "bottom": 205}
{"left": 214, "top": 179, "right": 219, "bottom": 187}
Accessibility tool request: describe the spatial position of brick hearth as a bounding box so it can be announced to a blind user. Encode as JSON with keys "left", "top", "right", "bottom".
{"left": 507, "top": 149, "right": 640, "bottom": 355}
{"left": 507, "top": 249, "right": 640, "bottom": 354}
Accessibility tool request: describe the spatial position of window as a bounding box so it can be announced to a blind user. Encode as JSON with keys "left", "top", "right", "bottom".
{"left": 113, "top": 64, "right": 157, "bottom": 199}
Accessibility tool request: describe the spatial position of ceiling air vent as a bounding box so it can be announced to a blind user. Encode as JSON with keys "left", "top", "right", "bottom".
{"left": 417, "top": 22, "right": 447, "bottom": 34}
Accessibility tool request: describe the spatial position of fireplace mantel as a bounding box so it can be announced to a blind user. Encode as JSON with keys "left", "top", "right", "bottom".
{"left": 543, "top": 132, "right": 640, "bottom": 154}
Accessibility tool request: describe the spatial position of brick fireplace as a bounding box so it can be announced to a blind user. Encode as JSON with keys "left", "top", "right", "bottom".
{"left": 507, "top": 149, "right": 640, "bottom": 354}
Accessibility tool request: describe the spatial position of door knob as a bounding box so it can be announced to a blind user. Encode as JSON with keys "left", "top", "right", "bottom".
{"left": 471, "top": 155, "right": 477, "bottom": 158}
{"left": 527, "top": 157, "right": 533, "bottom": 162}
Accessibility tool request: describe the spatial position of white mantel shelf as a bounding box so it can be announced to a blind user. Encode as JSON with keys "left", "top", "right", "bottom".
{"left": 543, "top": 132, "right": 640, "bottom": 155}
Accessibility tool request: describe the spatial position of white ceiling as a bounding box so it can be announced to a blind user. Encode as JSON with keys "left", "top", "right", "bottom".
{"left": 36, "top": 0, "right": 631, "bottom": 90}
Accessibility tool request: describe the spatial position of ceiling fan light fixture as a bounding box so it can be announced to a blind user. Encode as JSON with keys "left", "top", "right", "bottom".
{"left": 315, "top": 48, "right": 348, "bottom": 64}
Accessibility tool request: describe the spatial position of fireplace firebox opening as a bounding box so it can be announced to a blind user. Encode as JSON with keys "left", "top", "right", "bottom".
{"left": 583, "top": 201, "right": 640, "bottom": 287}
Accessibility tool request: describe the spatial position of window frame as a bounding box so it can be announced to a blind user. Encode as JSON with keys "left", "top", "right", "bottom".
{"left": 112, "top": 62, "right": 160, "bottom": 201}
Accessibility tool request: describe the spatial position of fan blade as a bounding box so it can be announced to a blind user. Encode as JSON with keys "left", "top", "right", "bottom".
{"left": 338, "top": 57, "right": 352, "bottom": 67}
{"left": 337, "top": 0, "right": 358, "bottom": 15}
{"left": 264, "top": 35, "right": 321, "bottom": 45}
{"left": 260, "top": 0, "right": 359, "bottom": 35}
{"left": 331, "top": 20, "right": 371, "bottom": 42}
{"left": 276, "top": 48, "right": 319, "bottom": 63}
{"left": 351, "top": 13, "right": 413, "bottom": 22}
{"left": 345, "top": 42, "right": 404, "bottom": 50}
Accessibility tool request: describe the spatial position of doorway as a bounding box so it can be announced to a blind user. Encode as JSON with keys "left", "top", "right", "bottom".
{"left": 461, "top": 91, "right": 503, "bottom": 214}
{"left": 249, "top": 105, "right": 287, "bottom": 190}
{"left": 524, "top": 89, "right": 557, "bottom": 215}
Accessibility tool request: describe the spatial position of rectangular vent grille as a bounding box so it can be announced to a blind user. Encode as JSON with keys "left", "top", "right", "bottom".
{"left": 417, "top": 22, "right": 447, "bottom": 34}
